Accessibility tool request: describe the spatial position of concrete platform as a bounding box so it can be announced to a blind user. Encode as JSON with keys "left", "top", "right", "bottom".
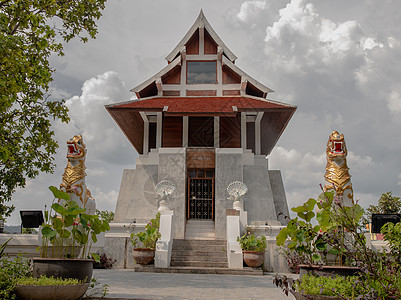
{"left": 87, "top": 269, "right": 296, "bottom": 299}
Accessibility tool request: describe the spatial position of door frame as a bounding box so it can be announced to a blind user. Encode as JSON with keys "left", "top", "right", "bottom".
{"left": 186, "top": 168, "right": 215, "bottom": 220}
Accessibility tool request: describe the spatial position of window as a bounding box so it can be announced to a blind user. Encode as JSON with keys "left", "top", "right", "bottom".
{"left": 187, "top": 61, "right": 217, "bottom": 84}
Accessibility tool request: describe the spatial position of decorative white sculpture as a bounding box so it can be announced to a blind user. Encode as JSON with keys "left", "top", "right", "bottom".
{"left": 155, "top": 180, "right": 176, "bottom": 211}
{"left": 227, "top": 181, "right": 248, "bottom": 210}
{"left": 59, "top": 135, "right": 96, "bottom": 214}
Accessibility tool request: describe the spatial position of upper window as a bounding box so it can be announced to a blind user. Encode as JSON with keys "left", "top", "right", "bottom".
{"left": 187, "top": 61, "right": 217, "bottom": 84}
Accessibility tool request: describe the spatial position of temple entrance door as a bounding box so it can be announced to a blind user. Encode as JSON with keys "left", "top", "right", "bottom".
{"left": 187, "top": 169, "right": 214, "bottom": 220}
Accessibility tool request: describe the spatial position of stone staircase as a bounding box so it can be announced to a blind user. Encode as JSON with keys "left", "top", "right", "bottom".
{"left": 134, "top": 238, "right": 263, "bottom": 275}
{"left": 171, "top": 239, "right": 227, "bottom": 268}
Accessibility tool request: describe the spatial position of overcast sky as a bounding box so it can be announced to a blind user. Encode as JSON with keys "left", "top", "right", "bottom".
{"left": 8, "top": 0, "right": 401, "bottom": 225}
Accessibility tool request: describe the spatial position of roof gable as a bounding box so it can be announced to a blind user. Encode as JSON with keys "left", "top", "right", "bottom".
{"left": 166, "top": 10, "right": 237, "bottom": 63}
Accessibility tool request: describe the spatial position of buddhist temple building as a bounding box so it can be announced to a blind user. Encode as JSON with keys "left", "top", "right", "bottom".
{"left": 106, "top": 11, "right": 296, "bottom": 240}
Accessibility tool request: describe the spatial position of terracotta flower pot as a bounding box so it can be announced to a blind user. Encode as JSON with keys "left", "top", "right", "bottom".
{"left": 15, "top": 283, "right": 89, "bottom": 300}
{"left": 133, "top": 248, "right": 155, "bottom": 265}
{"left": 32, "top": 258, "right": 93, "bottom": 283}
{"left": 243, "top": 251, "right": 265, "bottom": 267}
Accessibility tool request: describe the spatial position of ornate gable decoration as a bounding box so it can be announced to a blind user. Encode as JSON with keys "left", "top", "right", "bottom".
{"left": 132, "top": 10, "right": 273, "bottom": 99}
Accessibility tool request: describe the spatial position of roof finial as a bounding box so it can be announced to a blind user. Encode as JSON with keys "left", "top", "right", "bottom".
{"left": 199, "top": 9, "right": 205, "bottom": 19}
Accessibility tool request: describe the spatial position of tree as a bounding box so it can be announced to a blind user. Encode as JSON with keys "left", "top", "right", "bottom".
{"left": 362, "top": 191, "right": 401, "bottom": 225}
{"left": 0, "top": 0, "right": 107, "bottom": 214}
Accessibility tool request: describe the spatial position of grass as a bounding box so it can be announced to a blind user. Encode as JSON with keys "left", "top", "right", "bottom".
{"left": 17, "top": 276, "right": 84, "bottom": 286}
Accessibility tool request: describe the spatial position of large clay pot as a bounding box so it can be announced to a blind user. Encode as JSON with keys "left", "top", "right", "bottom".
{"left": 32, "top": 258, "right": 93, "bottom": 283}
{"left": 298, "top": 264, "right": 360, "bottom": 278}
{"left": 243, "top": 251, "right": 265, "bottom": 267}
{"left": 15, "top": 283, "right": 89, "bottom": 300}
{"left": 133, "top": 248, "right": 155, "bottom": 265}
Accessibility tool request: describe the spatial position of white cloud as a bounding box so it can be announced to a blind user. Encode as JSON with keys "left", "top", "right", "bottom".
{"left": 237, "top": 1, "right": 267, "bottom": 23}
{"left": 398, "top": 174, "right": 401, "bottom": 186}
{"left": 387, "top": 91, "right": 401, "bottom": 115}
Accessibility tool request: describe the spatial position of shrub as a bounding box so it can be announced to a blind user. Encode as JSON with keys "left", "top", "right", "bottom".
{"left": 130, "top": 213, "right": 161, "bottom": 250}
{"left": 0, "top": 256, "right": 32, "bottom": 300}
{"left": 237, "top": 233, "right": 266, "bottom": 252}
{"left": 295, "top": 274, "right": 363, "bottom": 298}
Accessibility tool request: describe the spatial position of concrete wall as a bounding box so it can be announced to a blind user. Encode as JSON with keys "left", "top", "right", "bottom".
{"left": 158, "top": 148, "right": 186, "bottom": 239}
{"left": 268, "top": 170, "right": 290, "bottom": 225}
{"left": 243, "top": 165, "right": 277, "bottom": 223}
{"left": 114, "top": 165, "right": 159, "bottom": 223}
{"left": 215, "top": 149, "right": 243, "bottom": 239}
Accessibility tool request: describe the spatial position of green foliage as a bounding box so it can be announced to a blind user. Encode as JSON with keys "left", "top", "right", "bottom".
{"left": 0, "top": 255, "right": 32, "bottom": 300}
{"left": 381, "top": 222, "right": 401, "bottom": 264}
{"left": 130, "top": 213, "right": 161, "bottom": 250}
{"left": 17, "top": 276, "right": 82, "bottom": 286}
{"left": 295, "top": 274, "right": 362, "bottom": 298}
{"left": 0, "top": 203, "right": 14, "bottom": 220}
{"left": 277, "top": 191, "right": 366, "bottom": 266}
{"left": 362, "top": 191, "right": 401, "bottom": 225}
{"left": 0, "top": 0, "right": 107, "bottom": 209}
{"left": 96, "top": 209, "right": 115, "bottom": 223}
{"left": 40, "top": 186, "right": 110, "bottom": 260}
{"left": 237, "top": 233, "right": 267, "bottom": 252}
{"left": 275, "top": 189, "right": 401, "bottom": 299}
{"left": 0, "top": 237, "right": 12, "bottom": 258}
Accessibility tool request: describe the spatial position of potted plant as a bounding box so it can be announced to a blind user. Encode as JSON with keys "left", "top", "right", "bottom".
{"left": 130, "top": 212, "right": 161, "bottom": 265}
{"left": 237, "top": 231, "right": 267, "bottom": 267}
{"left": 275, "top": 189, "right": 401, "bottom": 299}
{"left": 276, "top": 191, "right": 364, "bottom": 276}
{"left": 15, "top": 276, "right": 89, "bottom": 300}
{"left": 33, "top": 186, "right": 110, "bottom": 282}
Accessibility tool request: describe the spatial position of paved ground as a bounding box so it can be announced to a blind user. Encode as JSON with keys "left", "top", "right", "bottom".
{"left": 91, "top": 269, "right": 296, "bottom": 300}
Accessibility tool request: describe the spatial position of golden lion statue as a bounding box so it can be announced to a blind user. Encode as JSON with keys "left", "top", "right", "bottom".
{"left": 60, "top": 135, "right": 96, "bottom": 214}
{"left": 324, "top": 131, "right": 354, "bottom": 206}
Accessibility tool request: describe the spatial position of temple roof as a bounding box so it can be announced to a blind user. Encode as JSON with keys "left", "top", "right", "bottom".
{"left": 107, "top": 96, "right": 295, "bottom": 116}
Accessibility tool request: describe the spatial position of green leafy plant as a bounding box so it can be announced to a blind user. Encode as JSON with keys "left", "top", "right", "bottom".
{"left": 275, "top": 189, "right": 401, "bottom": 299}
{"left": 237, "top": 232, "right": 267, "bottom": 252}
{"left": 276, "top": 196, "right": 327, "bottom": 264}
{"left": 277, "top": 191, "right": 365, "bottom": 266}
{"left": 294, "top": 274, "right": 362, "bottom": 298}
{"left": 0, "top": 255, "right": 32, "bottom": 300}
{"left": 40, "top": 186, "right": 110, "bottom": 261}
{"left": 130, "top": 213, "right": 161, "bottom": 250}
{"left": 382, "top": 222, "right": 401, "bottom": 264}
{"left": 362, "top": 191, "right": 401, "bottom": 225}
{"left": 17, "top": 276, "right": 83, "bottom": 286}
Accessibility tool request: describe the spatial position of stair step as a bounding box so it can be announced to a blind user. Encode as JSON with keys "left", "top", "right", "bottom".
{"left": 171, "top": 256, "right": 227, "bottom": 262}
{"left": 173, "top": 239, "right": 225, "bottom": 245}
{"left": 172, "top": 250, "right": 226, "bottom": 257}
{"left": 133, "top": 265, "right": 264, "bottom": 276}
{"left": 170, "top": 261, "right": 228, "bottom": 268}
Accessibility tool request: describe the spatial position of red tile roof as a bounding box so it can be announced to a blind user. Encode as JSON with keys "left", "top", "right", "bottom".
{"left": 111, "top": 96, "right": 291, "bottom": 113}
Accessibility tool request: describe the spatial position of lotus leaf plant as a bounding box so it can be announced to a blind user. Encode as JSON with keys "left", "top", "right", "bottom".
{"left": 40, "top": 186, "right": 110, "bottom": 261}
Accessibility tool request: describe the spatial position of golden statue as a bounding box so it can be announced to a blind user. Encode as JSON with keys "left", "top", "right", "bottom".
{"left": 324, "top": 131, "right": 354, "bottom": 206}
{"left": 60, "top": 135, "right": 96, "bottom": 214}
